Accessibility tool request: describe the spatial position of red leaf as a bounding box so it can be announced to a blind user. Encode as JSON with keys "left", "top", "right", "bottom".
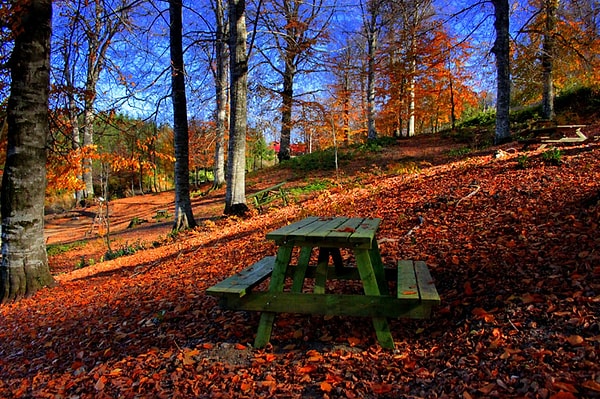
{"left": 372, "top": 383, "right": 393, "bottom": 394}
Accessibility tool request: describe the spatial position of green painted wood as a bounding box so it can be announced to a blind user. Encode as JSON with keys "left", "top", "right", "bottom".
{"left": 414, "top": 260, "right": 441, "bottom": 305}
{"left": 355, "top": 249, "right": 381, "bottom": 294}
{"left": 369, "top": 240, "right": 389, "bottom": 295}
{"left": 308, "top": 218, "right": 380, "bottom": 249}
{"left": 288, "top": 264, "right": 360, "bottom": 280}
{"left": 396, "top": 260, "right": 440, "bottom": 318}
{"left": 314, "top": 249, "right": 329, "bottom": 294}
{"left": 293, "top": 217, "right": 349, "bottom": 245}
{"left": 248, "top": 182, "right": 286, "bottom": 200}
{"left": 330, "top": 248, "right": 344, "bottom": 270}
{"left": 285, "top": 264, "right": 396, "bottom": 282}
{"left": 265, "top": 216, "right": 319, "bottom": 244}
{"left": 205, "top": 256, "right": 275, "bottom": 298}
{"left": 223, "top": 292, "right": 422, "bottom": 318}
{"left": 255, "top": 312, "right": 276, "bottom": 348}
{"left": 254, "top": 245, "right": 294, "bottom": 348}
{"left": 397, "top": 260, "right": 419, "bottom": 300}
{"left": 321, "top": 217, "right": 363, "bottom": 245}
{"left": 266, "top": 217, "right": 380, "bottom": 249}
{"left": 349, "top": 218, "right": 380, "bottom": 247}
{"left": 355, "top": 248, "right": 394, "bottom": 349}
{"left": 291, "top": 246, "right": 312, "bottom": 293}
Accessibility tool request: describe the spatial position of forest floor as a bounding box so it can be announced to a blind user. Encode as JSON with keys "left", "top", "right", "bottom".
{"left": 1, "top": 130, "right": 600, "bottom": 398}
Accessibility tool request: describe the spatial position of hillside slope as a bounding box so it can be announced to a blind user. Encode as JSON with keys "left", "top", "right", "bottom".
{"left": 2, "top": 130, "right": 599, "bottom": 398}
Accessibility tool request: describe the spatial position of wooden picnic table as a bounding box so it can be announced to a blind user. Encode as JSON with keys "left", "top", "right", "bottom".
{"left": 207, "top": 216, "right": 440, "bottom": 349}
{"left": 519, "top": 123, "right": 588, "bottom": 148}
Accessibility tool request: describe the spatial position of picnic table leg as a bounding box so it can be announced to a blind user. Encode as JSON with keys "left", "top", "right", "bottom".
{"left": 254, "top": 245, "right": 293, "bottom": 348}
{"left": 291, "top": 246, "right": 312, "bottom": 293}
{"left": 329, "top": 248, "right": 345, "bottom": 272}
{"left": 354, "top": 248, "right": 394, "bottom": 349}
{"left": 314, "top": 248, "right": 330, "bottom": 294}
{"left": 369, "top": 241, "right": 389, "bottom": 295}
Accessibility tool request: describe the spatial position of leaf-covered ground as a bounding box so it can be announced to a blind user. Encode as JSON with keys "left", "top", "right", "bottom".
{"left": 1, "top": 133, "right": 599, "bottom": 399}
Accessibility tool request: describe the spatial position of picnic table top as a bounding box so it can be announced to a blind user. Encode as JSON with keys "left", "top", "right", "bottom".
{"left": 266, "top": 216, "right": 381, "bottom": 249}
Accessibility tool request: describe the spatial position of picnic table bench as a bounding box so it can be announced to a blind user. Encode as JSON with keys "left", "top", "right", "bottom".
{"left": 247, "top": 182, "right": 288, "bottom": 213}
{"left": 207, "top": 216, "right": 440, "bottom": 349}
{"left": 519, "top": 123, "right": 587, "bottom": 148}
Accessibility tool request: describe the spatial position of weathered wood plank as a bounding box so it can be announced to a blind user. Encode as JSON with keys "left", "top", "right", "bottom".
{"left": 222, "top": 292, "right": 422, "bottom": 319}
{"left": 248, "top": 182, "right": 286, "bottom": 199}
{"left": 324, "top": 217, "right": 365, "bottom": 244}
{"left": 206, "top": 256, "right": 275, "bottom": 298}
{"left": 355, "top": 248, "right": 394, "bottom": 348}
{"left": 349, "top": 218, "right": 381, "bottom": 247}
{"left": 290, "top": 246, "right": 312, "bottom": 293}
{"left": 369, "top": 240, "right": 389, "bottom": 295}
{"left": 397, "top": 260, "right": 419, "bottom": 301}
{"left": 265, "top": 216, "right": 320, "bottom": 244}
{"left": 255, "top": 245, "right": 294, "bottom": 348}
{"left": 414, "top": 260, "right": 441, "bottom": 305}
{"left": 314, "top": 249, "right": 329, "bottom": 294}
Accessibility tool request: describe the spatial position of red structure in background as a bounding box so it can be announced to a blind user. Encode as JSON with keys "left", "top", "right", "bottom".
{"left": 270, "top": 142, "right": 307, "bottom": 156}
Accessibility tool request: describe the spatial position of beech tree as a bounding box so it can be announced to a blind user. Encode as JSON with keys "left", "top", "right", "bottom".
{"left": 52, "top": 0, "right": 133, "bottom": 201}
{"left": 1, "top": 0, "right": 55, "bottom": 302}
{"left": 513, "top": 0, "right": 599, "bottom": 116}
{"left": 362, "top": 0, "right": 383, "bottom": 141}
{"left": 541, "top": 0, "right": 559, "bottom": 120}
{"left": 211, "top": 0, "right": 228, "bottom": 188}
{"left": 257, "top": 0, "right": 332, "bottom": 161}
{"left": 224, "top": 0, "right": 249, "bottom": 215}
{"left": 170, "top": 0, "right": 196, "bottom": 230}
{"left": 492, "top": 0, "right": 511, "bottom": 143}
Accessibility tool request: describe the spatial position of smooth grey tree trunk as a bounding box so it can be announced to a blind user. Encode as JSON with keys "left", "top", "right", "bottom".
{"left": 80, "top": 0, "right": 125, "bottom": 200}
{"left": 224, "top": 0, "right": 249, "bottom": 216}
{"left": 364, "top": 1, "right": 378, "bottom": 141}
{"left": 279, "top": 62, "right": 294, "bottom": 161}
{"left": 1, "top": 0, "right": 55, "bottom": 302}
{"left": 170, "top": 0, "right": 197, "bottom": 230}
{"left": 492, "top": 0, "right": 511, "bottom": 143}
{"left": 542, "top": 0, "right": 558, "bottom": 120}
{"left": 213, "top": 0, "right": 227, "bottom": 188}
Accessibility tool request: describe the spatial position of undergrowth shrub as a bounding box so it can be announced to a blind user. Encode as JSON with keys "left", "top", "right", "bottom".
{"left": 103, "top": 240, "right": 145, "bottom": 261}
{"left": 289, "top": 179, "right": 332, "bottom": 196}
{"left": 517, "top": 154, "right": 530, "bottom": 169}
{"left": 281, "top": 148, "right": 351, "bottom": 171}
{"left": 542, "top": 147, "right": 563, "bottom": 165}
{"left": 47, "top": 240, "right": 87, "bottom": 256}
{"left": 387, "top": 161, "right": 420, "bottom": 175}
{"left": 447, "top": 147, "right": 472, "bottom": 157}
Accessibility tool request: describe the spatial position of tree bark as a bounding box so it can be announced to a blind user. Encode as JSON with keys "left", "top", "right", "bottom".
{"left": 365, "top": 0, "right": 378, "bottom": 141}
{"left": 1, "top": 0, "right": 55, "bottom": 302}
{"left": 224, "top": 0, "right": 249, "bottom": 216}
{"left": 213, "top": 0, "right": 227, "bottom": 188}
{"left": 278, "top": 61, "right": 294, "bottom": 161}
{"left": 80, "top": 0, "right": 125, "bottom": 200}
{"left": 541, "top": 0, "right": 558, "bottom": 120}
{"left": 170, "top": 0, "right": 197, "bottom": 230}
{"left": 492, "top": 0, "right": 511, "bottom": 144}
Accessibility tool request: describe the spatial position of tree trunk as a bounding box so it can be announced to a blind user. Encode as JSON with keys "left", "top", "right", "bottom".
{"left": 213, "top": 0, "right": 227, "bottom": 188}
{"left": 492, "top": 0, "right": 511, "bottom": 144}
{"left": 80, "top": 0, "right": 125, "bottom": 200}
{"left": 170, "top": 0, "right": 197, "bottom": 230}
{"left": 224, "top": 0, "right": 249, "bottom": 216}
{"left": 278, "top": 63, "right": 294, "bottom": 161}
{"left": 407, "top": 56, "right": 416, "bottom": 137}
{"left": 365, "top": 3, "right": 378, "bottom": 141}
{"left": 82, "top": 108, "right": 95, "bottom": 199}
{"left": 1, "top": 0, "right": 55, "bottom": 302}
{"left": 542, "top": 0, "right": 558, "bottom": 120}
{"left": 449, "top": 73, "right": 456, "bottom": 130}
